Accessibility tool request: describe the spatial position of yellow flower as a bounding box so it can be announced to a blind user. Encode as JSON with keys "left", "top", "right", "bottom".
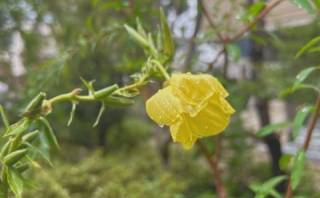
{"left": 146, "top": 73, "right": 235, "bottom": 149}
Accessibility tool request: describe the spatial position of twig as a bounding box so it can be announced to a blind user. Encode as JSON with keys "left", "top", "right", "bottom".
{"left": 228, "top": 0, "right": 284, "bottom": 42}
{"left": 198, "top": 0, "right": 226, "bottom": 43}
{"left": 222, "top": 47, "right": 229, "bottom": 78}
{"left": 197, "top": 140, "right": 227, "bottom": 198}
{"left": 207, "top": 48, "right": 224, "bottom": 71}
{"left": 285, "top": 95, "right": 320, "bottom": 198}
{"left": 183, "top": 4, "right": 202, "bottom": 71}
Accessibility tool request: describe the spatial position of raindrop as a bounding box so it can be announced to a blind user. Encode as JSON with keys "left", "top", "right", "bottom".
{"left": 159, "top": 124, "right": 164, "bottom": 128}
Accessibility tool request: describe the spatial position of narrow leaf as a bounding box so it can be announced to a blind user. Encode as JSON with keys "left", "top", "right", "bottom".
{"left": 80, "top": 77, "right": 95, "bottom": 95}
{"left": 67, "top": 101, "right": 78, "bottom": 126}
{"left": 124, "top": 24, "right": 149, "bottom": 48}
{"left": 94, "top": 84, "right": 119, "bottom": 99}
{"left": 0, "top": 105, "right": 9, "bottom": 130}
{"left": 6, "top": 168, "right": 23, "bottom": 198}
{"left": 38, "top": 117, "right": 60, "bottom": 150}
{"left": 257, "top": 122, "right": 290, "bottom": 137}
{"left": 5, "top": 119, "right": 30, "bottom": 136}
{"left": 279, "top": 154, "right": 294, "bottom": 171}
{"left": 240, "top": 1, "right": 265, "bottom": 22}
{"left": 293, "top": 105, "right": 314, "bottom": 138}
{"left": 291, "top": 0, "right": 316, "bottom": 14}
{"left": 295, "top": 36, "right": 320, "bottom": 58}
{"left": 291, "top": 150, "right": 306, "bottom": 190}
{"left": 262, "top": 175, "right": 287, "bottom": 189}
{"left": 3, "top": 149, "right": 28, "bottom": 166}
{"left": 160, "top": 8, "right": 174, "bottom": 60}
{"left": 93, "top": 103, "right": 106, "bottom": 127}
{"left": 293, "top": 66, "right": 320, "bottom": 89}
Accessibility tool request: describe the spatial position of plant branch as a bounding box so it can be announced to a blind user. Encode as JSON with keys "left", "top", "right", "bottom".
{"left": 228, "top": 0, "right": 284, "bottom": 42}
{"left": 183, "top": 3, "right": 203, "bottom": 71}
{"left": 198, "top": 0, "right": 226, "bottom": 43}
{"left": 285, "top": 95, "right": 320, "bottom": 198}
{"left": 197, "top": 140, "right": 227, "bottom": 198}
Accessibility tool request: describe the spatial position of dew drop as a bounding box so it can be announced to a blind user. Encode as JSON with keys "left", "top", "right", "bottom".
{"left": 159, "top": 124, "right": 164, "bottom": 128}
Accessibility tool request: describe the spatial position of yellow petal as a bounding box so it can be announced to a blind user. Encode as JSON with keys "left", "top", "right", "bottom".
{"left": 146, "top": 86, "right": 182, "bottom": 126}
{"left": 168, "top": 73, "right": 214, "bottom": 106}
{"left": 167, "top": 73, "right": 230, "bottom": 116}
{"left": 170, "top": 118, "right": 198, "bottom": 149}
{"left": 188, "top": 95, "right": 234, "bottom": 137}
{"left": 201, "top": 74, "right": 229, "bottom": 98}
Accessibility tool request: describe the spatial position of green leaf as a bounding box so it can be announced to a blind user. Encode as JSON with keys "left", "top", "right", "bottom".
{"left": 38, "top": 117, "right": 60, "bottom": 150}
{"left": 80, "top": 77, "right": 95, "bottom": 95}
{"left": 26, "top": 142, "right": 53, "bottom": 167}
{"left": 240, "top": 1, "right": 265, "bottom": 22}
{"left": 22, "top": 130, "right": 40, "bottom": 143}
{"left": 160, "top": 8, "right": 174, "bottom": 60}
{"left": 93, "top": 102, "right": 106, "bottom": 127}
{"left": 23, "top": 92, "right": 46, "bottom": 116}
{"left": 279, "top": 154, "right": 294, "bottom": 171}
{"left": 3, "top": 149, "right": 28, "bottom": 166}
{"left": 124, "top": 24, "right": 149, "bottom": 48}
{"left": 0, "top": 139, "right": 12, "bottom": 158}
{"left": 104, "top": 96, "right": 135, "bottom": 107}
{"left": 262, "top": 175, "right": 287, "bottom": 190}
{"left": 15, "top": 163, "right": 30, "bottom": 174}
{"left": 291, "top": 0, "right": 316, "bottom": 14}
{"left": 250, "top": 176, "right": 287, "bottom": 197}
{"left": 6, "top": 168, "right": 23, "bottom": 198}
{"left": 295, "top": 36, "right": 320, "bottom": 58}
{"left": 94, "top": 84, "right": 119, "bottom": 99}
{"left": 226, "top": 44, "right": 241, "bottom": 62}
{"left": 5, "top": 119, "right": 30, "bottom": 136}
{"left": 67, "top": 101, "right": 78, "bottom": 126}
{"left": 257, "top": 122, "right": 290, "bottom": 137}
{"left": 293, "top": 105, "right": 314, "bottom": 138}
{"left": 293, "top": 66, "right": 320, "bottom": 89}
{"left": 0, "top": 105, "right": 9, "bottom": 130}
{"left": 291, "top": 150, "right": 306, "bottom": 190}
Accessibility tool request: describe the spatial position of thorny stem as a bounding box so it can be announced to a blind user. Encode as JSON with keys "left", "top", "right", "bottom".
{"left": 197, "top": 140, "right": 227, "bottom": 198}
{"left": 285, "top": 95, "right": 320, "bottom": 198}
{"left": 42, "top": 60, "right": 170, "bottom": 115}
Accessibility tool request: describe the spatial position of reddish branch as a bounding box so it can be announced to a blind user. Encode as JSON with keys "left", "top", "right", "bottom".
{"left": 200, "top": 0, "right": 284, "bottom": 70}
{"left": 285, "top": 96, "right": 320, "bottom": 198}
{"left": 199, "top": 0, "right": 226, "bottom": 43}
{"left": 198, "top": 140, "right": 227, "bottom": 198}
{"left": 227, "top": 0, "right": 284, "bottom": 42}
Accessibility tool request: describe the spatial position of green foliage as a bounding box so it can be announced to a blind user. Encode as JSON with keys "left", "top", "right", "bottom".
{"left": 239, "top": 1, "right": 265, "bottom": 22}
{"left": 22, "top": 146, "right": 212, "bottom": 198}
{"left": 295, "top": 36, "right": 320, "bottom": 58}
{"left": 291, "top": 150, "right": 306, "bottom": 190}
{"left": 290, "top": 0, "right": 317, "bottom": 15}
{"left": 292, "top": 105, "right": 314, "bottom": 138}
{"left": 256, "top": 122, "right": 290, "bottom": 137}
{"left": 250, "top": 176, "right": 287, "bottom": 198}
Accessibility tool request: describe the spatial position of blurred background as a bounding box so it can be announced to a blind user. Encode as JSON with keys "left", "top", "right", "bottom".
{"left": 0, "top": 0, "right": 320, "bottom": 197}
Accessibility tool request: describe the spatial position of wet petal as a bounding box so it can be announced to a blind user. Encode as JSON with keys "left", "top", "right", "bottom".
{"left": 170, "top": 118, "right": 198, "bottom": 149}
{"left": 184, "top": 95, "right": 235, "bottom": 137}
{"left": 168, "top": 73, "right": 214, "bottom": 106}
{"left": 201, "top": 74, "right": 229, "bottom": 97}
{"left": 167, "top": 73, "right": 230, "bottom": 116}
{"left": 146, "top": 86, "right": 182, "bottom": 125}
